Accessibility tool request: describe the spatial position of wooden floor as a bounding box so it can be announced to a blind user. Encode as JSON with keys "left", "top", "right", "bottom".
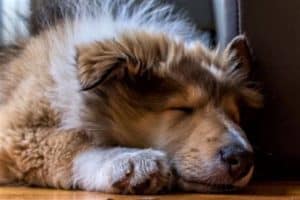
{"left": 1, "top": 182, "right": 300, "bottom": 200}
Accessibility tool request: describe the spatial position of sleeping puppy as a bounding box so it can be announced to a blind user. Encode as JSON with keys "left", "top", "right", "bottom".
{"left": 0, "top": 0, "right": 261, "bottom": 194}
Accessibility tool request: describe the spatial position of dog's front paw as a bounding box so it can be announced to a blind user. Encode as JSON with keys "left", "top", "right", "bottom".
{"left": 109, "top": 149, "right": 172, "bottom": 194}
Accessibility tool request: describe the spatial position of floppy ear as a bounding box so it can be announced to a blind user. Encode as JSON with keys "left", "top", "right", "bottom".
{"left": 76, "top": 34, "right": 168, "bottom": 90}
{"left": 77, "top": 41, "right": 130, "bottom": 90}
{"left": 225, "top": 35, "right": 252, "bottom": 72}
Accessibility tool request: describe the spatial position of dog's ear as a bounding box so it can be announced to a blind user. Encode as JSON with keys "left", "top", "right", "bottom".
{"left": 77, "top": 41, "right": 130, "bottom": 90}
{"left": 225, "top": 35, "right": 252, "bottom": 72}
{"left": 225, "top": 35, "right": 263, "bottom": 108}
{"left": 77, "top": 35, "right": 165, "bottom": 91}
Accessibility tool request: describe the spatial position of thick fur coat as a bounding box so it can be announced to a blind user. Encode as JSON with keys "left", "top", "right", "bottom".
{"left": 0, "top": 0, "right": 261, "bottom": 194}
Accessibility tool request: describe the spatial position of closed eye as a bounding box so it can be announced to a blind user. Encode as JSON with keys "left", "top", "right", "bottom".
{"left": 169, "top": 107, "right": 194, "bottom": 114}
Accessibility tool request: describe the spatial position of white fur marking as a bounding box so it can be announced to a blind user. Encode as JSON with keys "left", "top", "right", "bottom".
{"left": 229, "top": 126, "right": 252, "bottom": 151}
{"left": 222, "top": 117, "right": 252, "bottom": 151}
{"left": 1, "top": 0, "right": 30, "bottom": 45}
{"left": 73, "top": 148, "right": 170, "bottom": 192}
{"left": 73, "top": 148, "right": 115, "bottom": 192}
{"left": 48, "top": 39, "right": 84, "bottom": 129}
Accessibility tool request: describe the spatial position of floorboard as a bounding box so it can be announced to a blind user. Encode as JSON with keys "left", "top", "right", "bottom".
{"left": 0, "top": 181, "right": 300, "bottom": 200}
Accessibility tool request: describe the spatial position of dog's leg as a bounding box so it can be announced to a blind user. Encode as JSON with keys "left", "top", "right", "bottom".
{"left": 0, "top": 128, "right": 172, "bottom": 194}
{"left": 73, "top": 147, "right": 172, "bottom": 194}
{"left": 0, "top": 129, "right": 91, "bottom": 188}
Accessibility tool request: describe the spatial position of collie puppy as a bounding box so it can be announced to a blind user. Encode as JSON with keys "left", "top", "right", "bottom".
{"left": 0, "top": 0, "right": 261, "bottom": 194}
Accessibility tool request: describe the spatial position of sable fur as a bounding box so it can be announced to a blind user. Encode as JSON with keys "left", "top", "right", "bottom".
{"left": 0, "top": 0, "right": 261, "bottom": 194}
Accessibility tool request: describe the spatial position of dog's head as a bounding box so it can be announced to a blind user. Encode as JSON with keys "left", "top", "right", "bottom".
{"left": 77, "top": 32, "right": 262, "bottom": 192}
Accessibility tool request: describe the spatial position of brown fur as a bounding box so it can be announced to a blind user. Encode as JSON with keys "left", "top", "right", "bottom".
{"left": 0, "top": 27, "right": 261, "bottom": 193}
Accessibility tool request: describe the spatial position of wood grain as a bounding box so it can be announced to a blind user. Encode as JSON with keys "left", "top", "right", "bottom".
{"left": 0, "top": 182, "right": 300, "bottom": 200}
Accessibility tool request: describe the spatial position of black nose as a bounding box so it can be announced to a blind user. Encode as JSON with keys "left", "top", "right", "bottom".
{"left": 220, "top": 145, "right": 254, "bottom": 180}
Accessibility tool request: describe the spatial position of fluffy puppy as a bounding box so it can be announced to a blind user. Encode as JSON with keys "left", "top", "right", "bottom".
{"left": 0, "top": 0, "right": 261, "bottom": 194}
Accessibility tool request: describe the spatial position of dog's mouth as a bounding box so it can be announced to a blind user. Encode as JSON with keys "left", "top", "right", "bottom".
{"left": 177, "top": 178, "right": 238, "bottom": 193}
{"left": 174, "top": 166, "right": 254, "bottom": 193}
